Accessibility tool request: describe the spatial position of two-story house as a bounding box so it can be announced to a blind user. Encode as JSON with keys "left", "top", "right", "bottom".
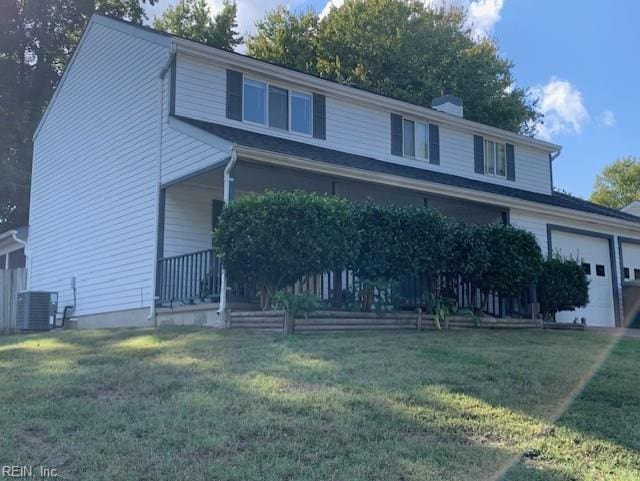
{"left": 27, "top": 14, "right": 640, "bottom": 328}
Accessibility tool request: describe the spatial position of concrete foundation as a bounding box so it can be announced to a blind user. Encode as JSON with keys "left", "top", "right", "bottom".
{"left": 74, "top": 307, "right": 153, "bottom": 329}
{"left": 156, "top": 303, "right": 224, "bottom": 328}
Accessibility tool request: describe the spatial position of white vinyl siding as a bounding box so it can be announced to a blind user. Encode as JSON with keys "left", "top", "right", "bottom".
{"left": 28, "top": 18, "right": 171, "bottom": 315}
{"left": 173, "top": 54, "right": 552, "bottom": 194}
{"left": 163, "top": 183, "right": 222, "bottom": 257}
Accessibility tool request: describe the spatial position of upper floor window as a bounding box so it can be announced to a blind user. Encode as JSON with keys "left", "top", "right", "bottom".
{"left": 484, "top": 139, "right": 506, "bottom": 178}
{"left": 243, "top": 79, "right": 267, "bottom": 124}
{"left": 291, "top": 91, "right": 312, "bottom": 135}
{"left": 242, "top": 77, "right": 313, "bottom": 136}
{"left": 268, "top": 86, "right": 288, "bottom": 130}
{"left": 402, "top": 118, "right": 429, "bottom": 161}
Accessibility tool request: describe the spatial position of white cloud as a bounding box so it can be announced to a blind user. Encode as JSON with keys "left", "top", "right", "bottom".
{"left": 423, "top": 0, "right": 505, "bottom": 39}
{"left": 207, "top": 0, "right": 308, "bottom": 39}
{"left": 320, "top": 0, "right": 343, "bottom": 19}
{"left": 466, "top": 0, "right": 504, "bottom": 39}
{"left": 597, "top": 109, "right": 616, "bottom": 128}
{"left": 531, "top": 78, "right": 590, "bottom": 140}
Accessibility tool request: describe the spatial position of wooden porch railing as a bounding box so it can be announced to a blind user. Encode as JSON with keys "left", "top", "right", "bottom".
{"left": 292, "top": 270, "right": 506, "bottom": 316}
{"left": 157, "top": 249, "right": 222, "bottom": 307}
{"left": 157, "top": 250, "right": 527, "bottom": 317}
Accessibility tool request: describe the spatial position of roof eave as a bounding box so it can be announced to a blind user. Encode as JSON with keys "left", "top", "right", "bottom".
{"left": 234, "top": 144, "right": 639, "bottom": 230}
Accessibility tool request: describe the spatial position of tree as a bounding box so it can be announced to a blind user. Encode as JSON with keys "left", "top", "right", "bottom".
{"left": 213, "top": 191, "right": 359, "bottom": 309}
{"left": 537, "top": 256, "right": 589, "bottom": 321}
{"left": 0, "top": 0, "right": 155, "bottom": 230}
{"left": 152, "top": 0, "right": 242, "bottom": 50}
{"left": 248, "top": 7, "right": 319, "bottom": 73}
{"left": 590, "top": 156, "right": 640, "bottom": 209}
{"left": 246, "top": 0, "right": 539, "bottom": 134}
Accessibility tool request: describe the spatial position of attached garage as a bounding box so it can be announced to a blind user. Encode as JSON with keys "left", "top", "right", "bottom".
{"left": 549, "top": 227, "right": 618, "bottom": 327}
{"left": 618, "top": 238, "right": 640, "bottom": 327}
{"left": 619, "top": 239, "right": 640, "bottom": 282}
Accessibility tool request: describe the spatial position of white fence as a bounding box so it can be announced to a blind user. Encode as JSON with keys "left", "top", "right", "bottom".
{"left": 0, "top": 268, "right": 27, "bottom": 332}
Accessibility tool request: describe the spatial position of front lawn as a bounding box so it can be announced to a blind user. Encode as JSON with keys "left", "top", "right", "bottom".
{"left": 0, "top": 328, "right": 638, "bottom": 480}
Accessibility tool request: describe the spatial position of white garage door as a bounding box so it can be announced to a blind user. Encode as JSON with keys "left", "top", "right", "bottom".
{"left": 621, "top": 242, "right": 640, "bottom": 282}
{"left": 551, "top": 230, "right": 615, "bottom": 327}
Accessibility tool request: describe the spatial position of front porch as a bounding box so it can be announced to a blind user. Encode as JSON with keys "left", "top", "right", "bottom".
{"left": 155, "top": 157, "right": 530, "bottom": 318}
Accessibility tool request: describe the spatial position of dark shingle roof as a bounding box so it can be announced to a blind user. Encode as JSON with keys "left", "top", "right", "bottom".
{"left": 173, "top": 115, "right": 639, "bottom": 223}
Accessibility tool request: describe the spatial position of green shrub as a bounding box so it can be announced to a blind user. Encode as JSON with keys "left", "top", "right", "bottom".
{"left": 477, "top": 223, "right": 543, "bottom": 305}
{"left": 439, "top": 219, "right": 490, "bottom": 311}
{"left": 215, "top": 190, "right": 547, "bottom": 315}
{"left": 443, "top": 219, "right": 490, "bottom": 284}
{"left": 537, "top": 256, "right": 589, "bottom": 320}
{"left": 214, "top": 190, "right": 359, "bottom": 309}
{"left": 352, "top": 202, "right": 447, "bottom": 282}
{"left": 351, "top": 203, "right": 447, "bottom": 311}
{"left": 272, "top": 291, "right": 321, "bottom": 317}
{"left": 429, "top": 293, "right": 456, "bottom": 330}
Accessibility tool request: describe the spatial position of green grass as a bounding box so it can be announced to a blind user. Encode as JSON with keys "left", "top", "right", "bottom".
{"left": 0, "top": 328, "right": 638, "bottom": 481}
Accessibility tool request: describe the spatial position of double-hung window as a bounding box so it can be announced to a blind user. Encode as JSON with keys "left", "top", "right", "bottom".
{"left": 243, "top": 79, "right": 267, "bottom": 124}
{"left": 242, "top": 77, "right": 313, "bottom": 136}
{"left": 402, "top": 118, "right": 429, "bottom": 161}
{"left": 291, "top": 91, "right": 312, "bottom": 135}
{"left": 268, "top": 86, "right": 288, "bottom": 130}
{"left": 484, "top": 139, "right": 506, "bottom": 177}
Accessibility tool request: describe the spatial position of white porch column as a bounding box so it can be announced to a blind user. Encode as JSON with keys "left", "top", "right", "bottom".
{"left": 218, "top": 149, "right": 237, "bottom": 316}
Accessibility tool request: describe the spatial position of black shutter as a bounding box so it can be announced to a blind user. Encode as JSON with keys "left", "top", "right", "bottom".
{"left": 429, "top": 124, "right": 440, "bottom": 165}
{"left": 313, "top": 93, "right": 326, "bottom": 139}
{"left": 226, "top": 69, "right": 243, "bottom": 121}
{"left": 474, "top": 135, "right": 484, "bottom": 174}
{"left": 391, "top": 114, "right": 403, "bottom": 156}
{"left": 506, "top": 143, "right": 515, "bottom": 181}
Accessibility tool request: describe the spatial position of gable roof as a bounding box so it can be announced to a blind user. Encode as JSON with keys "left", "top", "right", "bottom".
{"left": 96, "top": 14, "right": 559, "bottom": 153}
{"left": 173, "top": 115, "right": 638, "bottom": 223}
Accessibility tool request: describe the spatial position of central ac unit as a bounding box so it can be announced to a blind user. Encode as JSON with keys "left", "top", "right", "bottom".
{"left": 16, "top": 291, "right": 58, "bottom": 330}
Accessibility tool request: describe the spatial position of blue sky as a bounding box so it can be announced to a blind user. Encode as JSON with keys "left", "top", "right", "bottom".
{"left": 146, "top": 0, "right": 640, "bottom": 199}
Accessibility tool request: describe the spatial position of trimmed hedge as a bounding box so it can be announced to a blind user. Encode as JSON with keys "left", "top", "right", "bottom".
{"left": 214, "top": 191, "right": 359, "bottom": 308}
{"left": 478, "top": 223, "right": 543, "bottom": 299}
{"left": 214, "top": 191, "right": 544, "bottom": 310}
{"left": 538, "top": 256, "right": 590, "bottom": 320}
{"left": 352, "top": 203, "right": 447, "bottom": 283}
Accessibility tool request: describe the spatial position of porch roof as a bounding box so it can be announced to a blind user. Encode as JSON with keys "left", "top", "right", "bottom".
{"left": 173, "top": 115, "right": 638, "bottom": 223}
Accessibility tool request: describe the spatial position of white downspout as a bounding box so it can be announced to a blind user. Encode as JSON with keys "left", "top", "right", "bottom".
{"left": 11, "top": 232, "right": 28, "bottom": 271}
{"left": 218, "top": 148, "right": 238, "bottom": 316}
{"left": 148, "top": 46, "right": 174, "bottom": 323}
{"left": 10, "top": 232, "right": 27, "bottom": 250}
